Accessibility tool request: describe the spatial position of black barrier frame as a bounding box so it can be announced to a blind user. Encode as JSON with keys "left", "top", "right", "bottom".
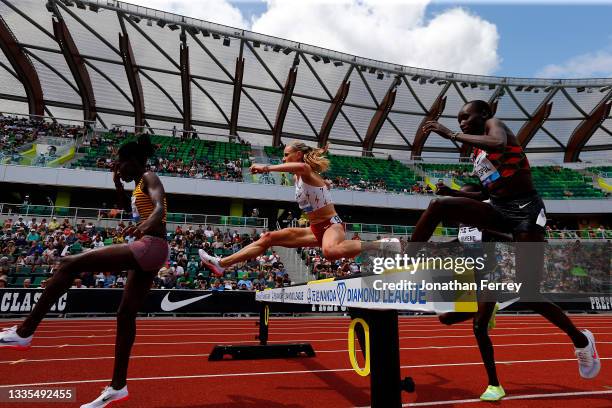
{"left": 360, "top": 308, "right": 415, "bottom": 407}
{"left": 208, "top": 302, "right": 316, "bottom": 361}
{"left": 209, "top": 303, "right": 415, "bottom": 407}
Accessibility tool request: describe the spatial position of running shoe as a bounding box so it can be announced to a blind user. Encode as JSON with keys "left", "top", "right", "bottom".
{"left": 80, "top": 385, "right": 128, "bottom": 408}
{"left": 376, "top": 238, "right": 402, "bottom": 256}
{"left": 575, "top": 329, "right": 601, "bottom": 379}
{"left": 198, "top": 249, "right": 225, "bottom": 275}
{"left": 0, "top": 326, "right": 32, "bottom": 350}
{"left": 480, "top": 385, "right": 505, "bottom": 401}
{"left": 488, "top": 303, "right": 499, "bottom": 331}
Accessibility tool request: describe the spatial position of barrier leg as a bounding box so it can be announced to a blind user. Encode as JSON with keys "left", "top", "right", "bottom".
{"left": 358, "top": 309, "right": 414, "bottom": 408}
{"left": 257, "top": 302, "right": 269, "bottom": 345}
{"left": 209, "top": 302, "right": 315, "bottom": 361}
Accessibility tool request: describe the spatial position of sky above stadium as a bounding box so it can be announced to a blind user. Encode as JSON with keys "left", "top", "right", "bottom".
{"left": 130, "top": 0, "right": 612, "bottom": 79}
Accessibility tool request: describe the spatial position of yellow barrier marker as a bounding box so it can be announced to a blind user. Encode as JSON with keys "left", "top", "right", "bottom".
{"left": 454, "top": 267, "right": 478, "bottom": 313}
{"left": 264, "top": 304, "right": 269, "bottom": 326}
{"left": 348, "top": 318, "right": 370, "bottom": 377}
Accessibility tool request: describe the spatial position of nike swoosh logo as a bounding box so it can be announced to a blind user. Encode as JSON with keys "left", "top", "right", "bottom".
{"left": 518, "top": 201, "right": 532, "bottom": 209}
{"left": 102, "top": 395, "right": 113, "bottom": 402}
{"left": 160, "top": 293, "right": 213, "bottom": 312}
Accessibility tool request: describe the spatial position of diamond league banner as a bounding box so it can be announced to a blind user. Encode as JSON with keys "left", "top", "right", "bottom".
{"left": 0, "top": 289, "right": 316, "bottom": 316}
{"left": 256, "top": 240, "right": 611, "bottom": 313}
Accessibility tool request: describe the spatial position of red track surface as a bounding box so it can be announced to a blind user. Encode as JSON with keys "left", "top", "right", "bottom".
{"left": 1, "top": 314, "right": 611, "bottom": 407}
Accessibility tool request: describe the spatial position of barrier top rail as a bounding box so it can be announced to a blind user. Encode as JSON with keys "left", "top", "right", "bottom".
{"left": 0, "top": 203, "right": 268, "bottom": 229}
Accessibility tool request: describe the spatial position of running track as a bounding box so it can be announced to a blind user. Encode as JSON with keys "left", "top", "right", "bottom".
{"left": 0, "top": 314, "right": 610, "bottom": 407}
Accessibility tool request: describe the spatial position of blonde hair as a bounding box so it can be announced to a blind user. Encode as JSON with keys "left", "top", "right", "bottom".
{"left": 289, "top": 141, "right": 330, "bottom": 173}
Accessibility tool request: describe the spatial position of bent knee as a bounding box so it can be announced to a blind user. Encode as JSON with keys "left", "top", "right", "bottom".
{"left": 473, "top": 320, "right": 488, "bottom": 334}
{"left": 57, "top": 256, "right": 78, "bottom": 275}
{"left": 428, "top": 197, "right": 449, "bottom": 212}
{"left": 322, "top": 246, "right": 342, "bottom": 261}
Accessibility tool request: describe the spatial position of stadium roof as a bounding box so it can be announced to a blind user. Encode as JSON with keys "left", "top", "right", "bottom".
{"left": 0, "top": 0, "right": 611, "bottom": 162}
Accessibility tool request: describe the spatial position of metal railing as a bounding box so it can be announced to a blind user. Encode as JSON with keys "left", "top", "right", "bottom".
{"left": 343, "top": 222, "right": 611, "bottom": 240}
{"left": 0, "top": 203, "right": 268, "bottom": 229}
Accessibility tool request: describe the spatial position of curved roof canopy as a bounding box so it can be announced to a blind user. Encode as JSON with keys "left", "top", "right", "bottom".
{"left": 0, "top": 0, "right": 611, "bottom": 162}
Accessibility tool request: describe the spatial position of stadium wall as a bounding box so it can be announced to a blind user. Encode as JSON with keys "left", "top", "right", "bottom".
{"left": 0, "top": 164, "right": 610, "bottom": 213}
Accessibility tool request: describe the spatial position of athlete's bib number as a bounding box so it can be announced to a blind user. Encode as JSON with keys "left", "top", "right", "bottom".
{"left": 458, "top": 226, "right": 482, "bottom": 243}
{"left": 131, "top": 195, "right": 140, "bottom": 223}
{"left": 474, "top": 151, "right": 500, "bottom": 186}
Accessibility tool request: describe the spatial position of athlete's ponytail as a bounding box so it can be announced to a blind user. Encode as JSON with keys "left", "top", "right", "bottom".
{"left": 290, "top": 141, "right": 330, "bottom": 173}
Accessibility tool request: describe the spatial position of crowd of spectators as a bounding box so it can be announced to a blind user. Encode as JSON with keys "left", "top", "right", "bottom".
{"left": 327, "top": 175, "right": 388, "bottom": 192}
{"left": 83, "top": 130, "right": 246, "bottom": 181}
{"left": 0, "top": 215, "right": 288, "bottom": 291}
{"left": 541, "top": 241, "right": 610, "bottom": 293}
{"left": 0, "top": 114, "right": 85, "bottom": 163}
{"left": 148, "top": 157, "right": 244, "bottom": 181}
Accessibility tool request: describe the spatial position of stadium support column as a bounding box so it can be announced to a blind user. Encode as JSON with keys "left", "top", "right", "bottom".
{"left": 0, "top": 16, "right": 44, "bottom": 116}
{"left": 362, "top": 76, "right": 401, "bottom": 156}
{"left": 180, "top": 38, "right": 192, "bottom": 139}
{"left": 272, "top": 66, "right": 298, "bottom": 147}
{"left": 564, "top": 97, "right": 612, "bottom": 162}
{"left": 411, "top": 83, "right": 449, "bottom": 160}
{"left": 52, "top": 18, "right": 96, "bottom": 122}
{"left": 230, "top": 56, "right": 245, "bottom": 138}
{"left": 459, "top": 97, "right": 499, "bottom": 160}
{"left": 119, "top": 33, "right": 145, "bottom": 133}
{"left": 319, "top": 80, "right": 350, "bottom": 148}
{"left": 517, "top": 101, "right": 554, "bottom": 148}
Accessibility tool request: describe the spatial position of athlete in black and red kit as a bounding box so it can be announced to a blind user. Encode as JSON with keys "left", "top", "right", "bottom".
{"left": 411, "top": 100, "right": 601, "bottom": 400}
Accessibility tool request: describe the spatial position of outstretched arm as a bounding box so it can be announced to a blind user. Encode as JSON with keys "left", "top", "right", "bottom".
{"left": 436, "top": 184, "right": 488, "bottom": 201}
{"left": 250, "top": 162, "right": 311, "bottom": 176}
{"left": 422, "top": 118, "right": 507, "bottom": 151}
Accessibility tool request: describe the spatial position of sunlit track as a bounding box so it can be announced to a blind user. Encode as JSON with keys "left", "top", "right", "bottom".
{"left": 20, "top": 322, "right": 612, "bottom": 335}
{"left": 18, "top": 331, "right": 612, "bottom": 349}
{"left": 0, "top": 315, "right": 609, "bottom": 408}
{"left": 2, "top": 341, "right": 611, "bottom": 365}
{"left": 2, "top": 357, "right": 611, "bottom": 388}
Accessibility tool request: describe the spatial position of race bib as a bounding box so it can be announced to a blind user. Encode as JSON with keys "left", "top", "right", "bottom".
{"left": 536, "top": 208, "right": 547, "bottom": 227}
{"left": 473, "top": 151, "right": 500, "bottom": 186}
{"left": 131, "top": 195, "right": 140, "bottom": 223}
{"left": 330, "top": 215, "right": 343, "bottom": 224}
{"left": 458, "top": 226, "right": 482, "bottom": 243}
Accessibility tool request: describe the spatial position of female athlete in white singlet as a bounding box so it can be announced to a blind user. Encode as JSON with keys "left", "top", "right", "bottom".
{"left": 199, "top": 142, "right": 397, "bottom": 273}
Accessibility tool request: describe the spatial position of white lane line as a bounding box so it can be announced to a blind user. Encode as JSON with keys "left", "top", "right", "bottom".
{"left": 26, "top": 325, "right": 612, "bottom": 339}
{"left": 4, "top": 317, "right": 610, "bottom": 327}
{"left": 22, "top": 331, "right": 612, "bottom": 348}
{"left": 3, "top": 342, "right": 610, "bottom": 365}
{"left": 396, "top": 390, "right": 612, "bottom": 407}
{"left": 1, "top": 353, "right": 211, "bottom": 365}
{"left": 1, "top": 357, "right": 610, "bottom": 388}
